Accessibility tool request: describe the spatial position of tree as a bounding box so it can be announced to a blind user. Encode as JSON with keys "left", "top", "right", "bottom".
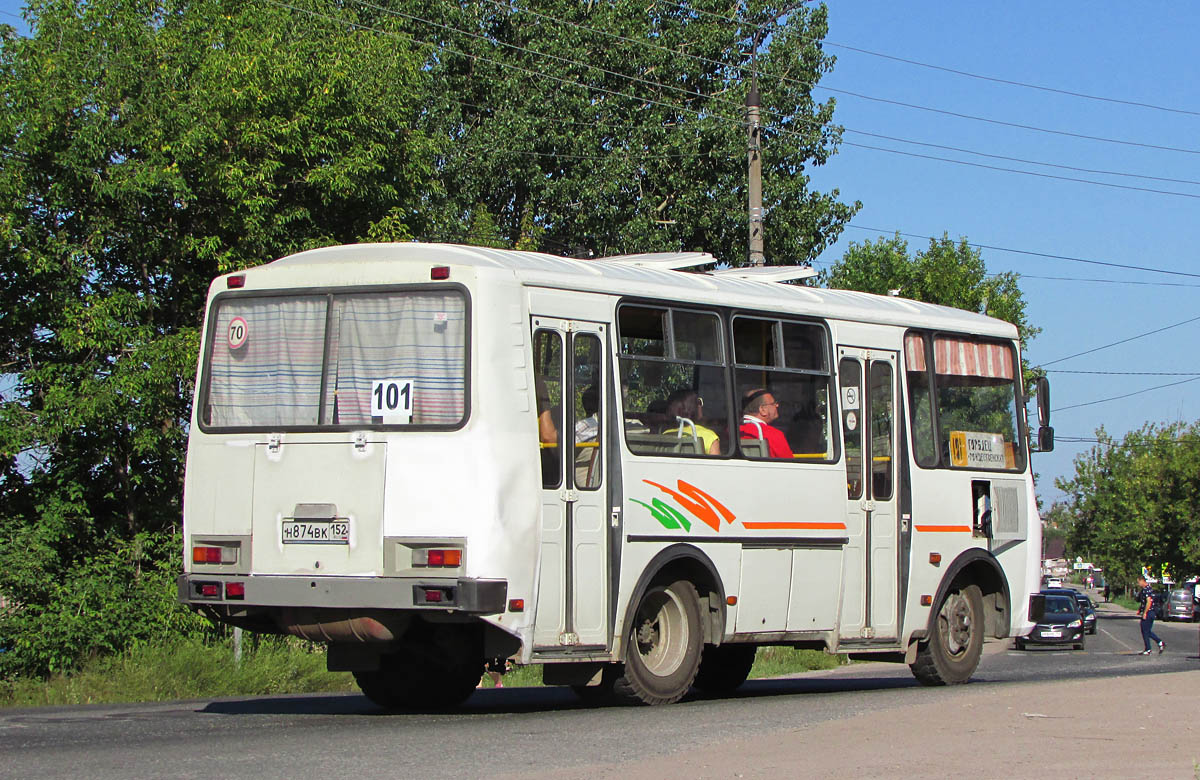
{"left": 821, "top": 233, "right": 1037, "bottom": 346}
{"left": 0, "top": 0, "right": 435, "bottom": 675}
{"left": 1059, "top": 422, "right": 1200, "bottom": 589}
{"left": 409, "top": 0, "right": 858, "bottom": 261}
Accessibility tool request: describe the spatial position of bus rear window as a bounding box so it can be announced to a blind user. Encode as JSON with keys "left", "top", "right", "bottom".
{"left": 202, "top": 289, "right": 467, "bottom": 429}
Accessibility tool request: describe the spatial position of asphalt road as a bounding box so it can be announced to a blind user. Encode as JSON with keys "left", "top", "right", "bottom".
{"left": 2, "top": 598, "right": 1196, "bottom": 780}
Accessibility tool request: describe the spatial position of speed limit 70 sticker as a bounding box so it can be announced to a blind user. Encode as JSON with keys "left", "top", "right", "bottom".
{"left": 228, "top": 316, "right": 249, "bottom": 350}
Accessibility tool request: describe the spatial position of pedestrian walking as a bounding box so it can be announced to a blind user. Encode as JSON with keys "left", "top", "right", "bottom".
{"left": 1135, "top": 576, "right": 1164, "bottom": 655}
{"left": 1103, "top": 584, "right": 1110, "bottom": 602}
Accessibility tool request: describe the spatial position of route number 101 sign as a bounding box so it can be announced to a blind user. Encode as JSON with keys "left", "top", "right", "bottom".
{"left": 371, "top": 379, "right": 414, "bottom": 424}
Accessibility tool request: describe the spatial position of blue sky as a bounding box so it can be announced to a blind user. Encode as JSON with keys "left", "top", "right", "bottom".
{"left": 2, "top": 2, "right": 1197, "bottom": 505}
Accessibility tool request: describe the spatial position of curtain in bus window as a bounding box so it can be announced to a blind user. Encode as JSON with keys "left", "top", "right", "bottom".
{"left": 933, "top": 337, "right": 1014, "bottom": 380}
{"left": 206, "top": 296, "right": 327, "bottom": 427}
{"left": 325, "top": 292, "right": 466, "bottom": 426}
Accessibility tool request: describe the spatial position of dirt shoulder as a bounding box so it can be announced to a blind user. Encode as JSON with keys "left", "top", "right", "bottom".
{"left": 551, "top": 669, "right": 1199, "bottom": 779}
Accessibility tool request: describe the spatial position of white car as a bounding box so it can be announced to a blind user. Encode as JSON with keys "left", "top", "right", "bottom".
{"left": 1046, "top": 578, "right": 1064, "bottom": 588}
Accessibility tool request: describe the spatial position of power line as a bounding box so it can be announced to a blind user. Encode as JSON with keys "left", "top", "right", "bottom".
{"left": 326, "top": 0, "right": 1200, "bottom": 206}
{"left": 1052, "top": 375, "right": 1200, "bottom": 413}
{"left": 1047, "top": 370, "right": 1200, "bottom": 376}
{"left": 823, "top": 40, "right": 1200, "bottom": 118}
{"left": 845, "top": 225, "right": 1200, "bottom": 280}
{"left": 1041, "top": 314, "right": 1200, "bottom": 367}
{"left": 819, "top": 84, "right": 1200, "bottom": 155}
{"left": 841, "top": 141, "right": 1200, "bottom": 200}
{"left": 477, "top": 0, "right": 1200, "bottom": 177}
{"left": 844, "top": 129, "right": 1200, "bottom": 187}
{"left": 1015, "top": 274, "right": 1200, "bottom": 289}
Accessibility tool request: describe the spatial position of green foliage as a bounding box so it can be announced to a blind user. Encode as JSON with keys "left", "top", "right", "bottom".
{"left": 1059, "top": 422, "right": 1200, "bottom": 586}
{"left": 0, "top": 531, "right": 210, "bottom": 677}
{"left": 0, "top": 635, "right": 355, "bottom": 707}
{"left": 416, "top": 0, "right": 858, "bottom": 260}
{"left": 822, "top": 233, "right": 1038, "bottom": 347}
{"left": 0, "top": 0, "right": 432, "bottom": 677}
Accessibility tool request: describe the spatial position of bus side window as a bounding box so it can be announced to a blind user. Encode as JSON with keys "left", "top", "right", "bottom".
{"left": 534, "top": 329, "right": 563, "bottom": 488}
{"left": 573, "top": 334, "right": 603, "bottom": 489}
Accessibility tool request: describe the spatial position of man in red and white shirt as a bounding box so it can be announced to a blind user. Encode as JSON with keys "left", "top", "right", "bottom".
{"left": 739, "top": 388, "right": 793, "bottom": 459}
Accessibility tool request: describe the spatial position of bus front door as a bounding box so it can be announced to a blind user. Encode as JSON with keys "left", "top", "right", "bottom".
{"left": 532, "top": 318, "right": 610, "bottom": 650}
{"left": 838, "top": 348, "right": 900, "bottom": 642}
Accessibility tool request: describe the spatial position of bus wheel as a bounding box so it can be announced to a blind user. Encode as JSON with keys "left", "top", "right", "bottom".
{"left": 617, "top": 578, "right": 703, "bottom": 705}
{"left": 910, "top": 583, "right": 983, "bottom": 686}
{"left": 693, "top": 644, "right": 757, "bottom": 696}
{"left": 353, "top": 628, "right": 481, "bottom": 710}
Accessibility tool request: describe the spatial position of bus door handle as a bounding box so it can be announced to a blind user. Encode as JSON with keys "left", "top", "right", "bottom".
{"left": 861, "top": 499, "right": 875, "bottom": 512}
{"left": 559, "top": 489, "right": 579, "bottom": 503}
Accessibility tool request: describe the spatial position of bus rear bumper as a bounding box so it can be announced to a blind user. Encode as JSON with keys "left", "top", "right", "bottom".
{"left": 177, "top": 573, "right": 508, "bottom": 615}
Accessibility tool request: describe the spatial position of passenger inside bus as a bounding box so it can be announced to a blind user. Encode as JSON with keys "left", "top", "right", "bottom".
{"left": 739, "top": 388, "right": 794, "bottom": 459}
{"left": 661, "top": 389, "right": 721, "bottom": 454}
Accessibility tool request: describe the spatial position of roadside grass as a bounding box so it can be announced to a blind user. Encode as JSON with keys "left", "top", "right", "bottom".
{"left": 3, "top": 640, "right": 847, "bottom": 706}
{"left": 1112, "top": 594, "right": 1139, "bottom": 611}
{"left": 0, "top": 636, "right": 357, "bottom": 708}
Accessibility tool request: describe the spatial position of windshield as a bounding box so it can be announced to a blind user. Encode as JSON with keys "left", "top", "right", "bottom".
{"left": 905, "top": 333, "right": 1025, "bottom": 471}
{"left": 201, "top": 289, "right": 467, "bottom": 430}
{"left": 1045, "top": 596, "right": 1075, "bottom": 615}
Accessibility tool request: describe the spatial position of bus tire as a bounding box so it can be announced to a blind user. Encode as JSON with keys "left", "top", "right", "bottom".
{"left": 693, "top": 644, "right": 757, "bottom": 696}
{"left": 910, "top": 583, "right": 984, "bottom": 686}
{"left": 353, "top": 627, "right": 481, "bottom": 710}
{"left": 616, "top": 578, "right": 703, "bottom": 705}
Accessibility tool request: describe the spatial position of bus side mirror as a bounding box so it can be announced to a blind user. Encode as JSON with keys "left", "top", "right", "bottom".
{"left": 1035, "top": 376, "right": 1050, "bottom": 427}
{"left": 1037, "top": 426, "right": 1054, "bottom": 452}
{"left": 1029, "top": 593, "right": 1046, "bottom": 623}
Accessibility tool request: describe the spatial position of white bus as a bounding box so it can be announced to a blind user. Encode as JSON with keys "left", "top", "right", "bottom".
{"left": 179, "top": 243, "right": 1049, "bottom": 707}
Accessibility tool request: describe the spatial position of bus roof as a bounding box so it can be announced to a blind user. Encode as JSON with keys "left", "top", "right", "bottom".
{"left": 261, "top": 243, "right": 1020, "bottom": 340}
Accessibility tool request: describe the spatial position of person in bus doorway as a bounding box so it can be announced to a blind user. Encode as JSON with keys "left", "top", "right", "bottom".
{"left": 1136, "top": 576, "right": 1165, "bottom": 655}
{"left": 739, "top": 388, "right": 793, "bottom": 459}
{"left": 662, "top": 389, "right": 720, "bottom": 454}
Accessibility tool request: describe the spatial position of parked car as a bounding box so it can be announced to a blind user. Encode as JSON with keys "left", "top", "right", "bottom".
{"left": 1045, "top": 578, "right": 1064, "bottom": 588}
{"left": 1164, "top": 588, "right": 1196, "bottom": 622}
{"left": 1018, "top": 594, "right": 1086, "bottom": 650}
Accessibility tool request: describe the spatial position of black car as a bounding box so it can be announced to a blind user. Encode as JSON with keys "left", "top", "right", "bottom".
{"left": 1073, "top": 592, "right": 1098, "bottom": 634}
{"left": 1018, "top": 594, "right": 1086, "bottom": 650}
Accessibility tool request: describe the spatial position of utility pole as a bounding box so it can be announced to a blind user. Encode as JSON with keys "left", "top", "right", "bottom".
{"left": 747, "top": 73, "right": 765, "bottom": 267}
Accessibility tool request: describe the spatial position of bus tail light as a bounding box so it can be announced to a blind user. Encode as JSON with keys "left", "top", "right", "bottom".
{"left": 193, "top": 545, "right": 238, "bottom": 564}
{"left": 227, "top": 274, "right": 246, "bottom": 288}
{"left": 197, "top": 582, "right": 220, "bottom": 598}
{"left": 413, "top": 548, "right": 463, "bottom": 567}
{"left": 414, "top": 585, "right": 456, "bottom": 606}
{"left": 225, "top": 582, "right": 246, "bottom": 600}
{"left": 431, "top": 266, "right": 450, "bottom": 280}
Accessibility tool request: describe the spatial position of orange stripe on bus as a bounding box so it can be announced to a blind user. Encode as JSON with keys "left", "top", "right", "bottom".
{"left": 742, "top": 521, "right": 847, "bottom": 530}
{"left": 915, "top": 525, "right": 972, "bottom": 533}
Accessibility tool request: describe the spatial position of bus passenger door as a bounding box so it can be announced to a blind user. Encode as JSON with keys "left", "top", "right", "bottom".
{"left": 838, "top": 348, "right": 900, "bottom": 642}
{"left": 532, "top": 318, "right": 610, "bottom": 649}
